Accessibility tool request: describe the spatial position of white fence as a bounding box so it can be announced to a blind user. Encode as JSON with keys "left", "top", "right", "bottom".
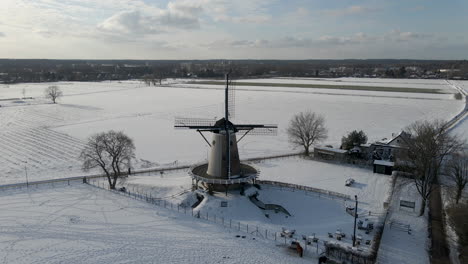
{"left": 256, "top": 180, "right": 351, "bottom": 201}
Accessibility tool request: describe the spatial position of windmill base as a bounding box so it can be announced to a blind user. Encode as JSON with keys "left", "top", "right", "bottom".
{"left": 190, "top": 163, "right": 258, "bottom": 193}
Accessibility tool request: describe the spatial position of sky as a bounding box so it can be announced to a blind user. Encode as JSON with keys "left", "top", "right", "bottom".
{"left": 0, "top": 0, "right": 467, "bottom": 60}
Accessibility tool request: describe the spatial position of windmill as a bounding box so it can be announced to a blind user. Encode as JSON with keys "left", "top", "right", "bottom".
{"left": 174, "top": 72, "right": 277, "bottom": 192}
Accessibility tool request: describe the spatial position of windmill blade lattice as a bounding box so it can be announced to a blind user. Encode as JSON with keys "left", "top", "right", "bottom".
{"left": 247, "top": 127, "right": 278, "bottom": 136}
{"left": 228, "top": 79, "right": 236, "bottom": 119}
{"left": 174, "top": 117, "right": 217, "bottom": 128}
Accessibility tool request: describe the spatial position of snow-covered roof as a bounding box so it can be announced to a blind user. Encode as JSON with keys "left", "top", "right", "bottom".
{"left": 373, "top": 160, "right": 395, "bottom": 167}
{"left": 376, "top": 131, "right": 411, "bottom": 146}
{"left": 314, "top": 146, "right": 348, "bottom": 154}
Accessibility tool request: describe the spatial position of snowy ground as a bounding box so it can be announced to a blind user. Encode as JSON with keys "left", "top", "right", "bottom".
{"left": 0, "top": 78, "right": 463, "bottom": 184}
{"left": 0, "top": 183, "right": 314, "bottom": 264}
{"left": 255, "top": 157, "right": 391, "bottom": 214}
{"left": 236, "top": 77, "right": 452, "bottom": 90}
{"left": 376, "top": 178, "right": 430, "bottom": 264}
{"left": 190, "top": 186, "right": 378, "bottom": 251}
{"left": 119, "top": 157, "right": 390, "bottom": 214}
{"left": 104, "top": 157, "right": 388, "bottom": 253}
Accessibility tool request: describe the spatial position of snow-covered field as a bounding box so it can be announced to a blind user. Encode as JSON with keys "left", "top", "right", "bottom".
{"left": 0, "top": 78, "right": 464, "bottom": 185}
{"left": 234, "top": 77, "right": 454, "bottom": 91}
{"left": 1, "top": 77, "right": 464, "bottom": 263}
{"left": 0, "top": 183, "right": 313, "bottom": 264}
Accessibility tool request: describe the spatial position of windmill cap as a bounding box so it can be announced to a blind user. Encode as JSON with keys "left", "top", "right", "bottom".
{"left": 214, "top": 118, "right": 238, "bottom": 133}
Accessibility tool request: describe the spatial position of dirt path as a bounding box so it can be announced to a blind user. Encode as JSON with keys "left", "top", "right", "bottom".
{"left": 429, "top": 184, "right": 451, "bottom": 264}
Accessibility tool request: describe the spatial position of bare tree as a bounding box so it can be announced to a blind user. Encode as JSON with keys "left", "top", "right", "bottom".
{"left": 287, "top": 111, "right": 328, "bottom": 156}
{"left": 142, "top": 74, "right": 163, "bottom": 86}
{"left": 402, "top": 120, "right": 462, "bottom": 216}
{"left": 445, "top": 151, "right": 468, "bottom": 204}
{"left": 44, "top": 86, "right": 63, "bottom": 104}
{"left": 80, "top": 131, "right": 135, "bottom": 189}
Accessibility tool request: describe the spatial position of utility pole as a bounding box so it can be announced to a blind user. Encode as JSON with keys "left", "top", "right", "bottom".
{"left": 353, "top": 195, "right": 358, "bottom": 247}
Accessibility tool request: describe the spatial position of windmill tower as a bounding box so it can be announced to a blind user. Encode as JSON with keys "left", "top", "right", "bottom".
{"left": 175, "top": 72, "right": 277, "bottom": 192}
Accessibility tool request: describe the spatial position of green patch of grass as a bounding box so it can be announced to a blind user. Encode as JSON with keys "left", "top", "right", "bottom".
{"left": 190, "top": 81, "right": 445, "bottom": 94}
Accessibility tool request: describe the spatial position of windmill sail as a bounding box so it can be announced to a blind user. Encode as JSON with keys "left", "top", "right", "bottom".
{"left": 174, "top": 72, "right": 278, "bottom": 181}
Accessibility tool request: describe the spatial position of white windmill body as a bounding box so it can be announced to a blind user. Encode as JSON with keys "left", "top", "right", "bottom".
{"left": 175, "top": 73, "right": 277, "bottom": 192}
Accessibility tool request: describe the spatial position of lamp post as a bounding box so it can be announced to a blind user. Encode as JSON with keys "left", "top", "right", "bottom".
{"left": 353, "top": 195, "right": 358, "bottom": 247}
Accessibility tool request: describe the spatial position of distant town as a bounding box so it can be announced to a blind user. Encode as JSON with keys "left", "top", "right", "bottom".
{"left": 1, "top": 59, "right": 467, "bottom": 84}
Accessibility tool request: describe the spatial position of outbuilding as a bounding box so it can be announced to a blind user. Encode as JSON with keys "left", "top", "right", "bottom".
{"left": 373, "top": 160, "right": 394, "bottom": 175}
{"left": 314, "top": 146, "right": 348, "bottom": 162}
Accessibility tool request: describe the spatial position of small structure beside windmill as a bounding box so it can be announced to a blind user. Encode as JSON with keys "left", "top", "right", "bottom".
{"left": 175, "top": 73, "right": 277, "bottom": 193}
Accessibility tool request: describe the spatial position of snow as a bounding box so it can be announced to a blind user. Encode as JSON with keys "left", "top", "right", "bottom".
{"left": 0, "top": 79, "right": 462, "bottom": 185}
{"left": 314, "top": 146, "right": 348, "bottom": 154}
{"left": 374, "top": 160, "right": 395, "bottom": 166}
{"left": 0, "top": 183, "right": 313, "bottom": 264}
{"left": 0, "top": 77, "right": 461, "bottom": 262}
{"left": 254, "top": 157, "right": 391, "bottom": 213}
{"left": 233, "top": 77, "right": 452, "bottom": 90}
{"left": 110, "top": 169, "right": 379, "bottom": 255}
{"left": 175, "top": 82, "right": 455, "bottom": 100}
{"left": 450, "top": 115, "right": 468, "bottom": 143}
{"left": 191, "top": 186, "right": 379, "bottom": 252}
{"left": 376, "top": 178, "right": 430, "bottom": 264}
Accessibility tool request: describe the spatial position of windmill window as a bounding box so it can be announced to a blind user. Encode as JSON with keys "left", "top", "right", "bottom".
{"left": 212, "top": 140, "right": 216, "bottom": 145}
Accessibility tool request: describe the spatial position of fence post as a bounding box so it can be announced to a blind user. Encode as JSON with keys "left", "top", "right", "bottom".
{"left": 265, "top": 229, "right": 267, "bottom": 239}
{"left": 247, "top": 224, "right": 249, "bottom": 233}
{"left": 275, "top": 232, "right": 277, "bottom": 241}
{"left": 256, "top": 226, "right": 258, "bottom": 236}
{"left": 238, "top": 222, "right": 240, "bottom": 231}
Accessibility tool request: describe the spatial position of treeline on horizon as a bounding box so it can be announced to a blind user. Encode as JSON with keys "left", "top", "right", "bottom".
{"left": 0, "top": 59, "right": 467, "bottom": 83}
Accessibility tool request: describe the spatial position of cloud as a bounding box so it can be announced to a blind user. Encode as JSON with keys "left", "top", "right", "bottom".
{"left": 210, "top": 0, "right": 275, "bottom": 24}
{"left": 97, "top": 1, "right": 203, "bottom": 36}
{"left": 203, "top": 30, "right": 432, "bottom": 50}
{"left": 33, "top": 29, "right": 57, "bottom": 38}
{"left": 324, "top": 5, "right": 379, "bottom": 16}
{"left": 214, "top": 14, "right": 271, "bottom": 23}
{"left": 203, "top": 39, "right": 271, "bottom": 49}
{"left": 385, "top": 30, "right": 432, "bottom": 42}
{"left": 295, "top": 7, "right": 309, "bottom": 17}
{"left": 98, "top": 10, "right": 163, "bottom": 35}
